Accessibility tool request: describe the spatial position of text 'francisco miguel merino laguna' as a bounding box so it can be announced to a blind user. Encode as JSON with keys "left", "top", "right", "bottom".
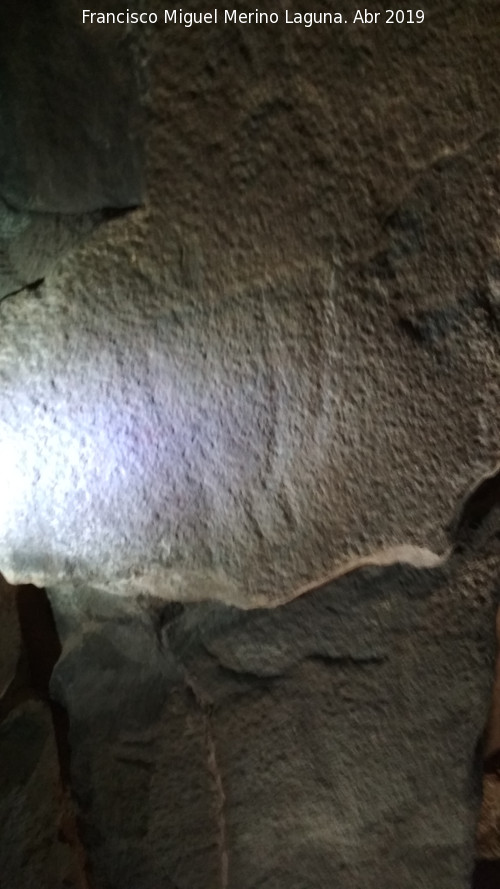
{"left": 82, "top": 9, "right": 426, "bottom": 26}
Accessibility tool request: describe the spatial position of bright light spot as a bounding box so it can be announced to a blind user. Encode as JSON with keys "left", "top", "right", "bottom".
{"left": 0, "top": 433, "right": 32, "bottom": 533}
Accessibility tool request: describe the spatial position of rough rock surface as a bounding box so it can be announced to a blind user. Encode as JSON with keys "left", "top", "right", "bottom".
{"left": 1, "top": 3, "right": 500, "bottom": 887}
{"left": 0, "top": 199, "right": 104, "bottom": 301}
{"left": 47, "top": 535, "right": 499, "bottom": 888}
{"left": 1, "top": 0, "right": 500, "bottom": 602}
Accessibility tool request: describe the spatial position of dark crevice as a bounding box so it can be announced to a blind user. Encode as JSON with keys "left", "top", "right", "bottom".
{"left": 13, "top": 583, "right": 95, "bottom": 889}
{"left": 215, "top": 662, "right": 281, "bottom": 685}
{"left": 449, "top": 466, "right": 500, "bottom": 547}
{"left": 0, "top": 182, "right": 141, "bottom": 222}
{"left": 0, "top": 277, "right": 45, "bottom": 303}
{"left": 16, "top": 585, "right": 71, "bottom": 783}
{"left": 471, "top": 859, "right": 500, "bottom": 888}
{"left": 22, "top": 276, "right": 45, "bottom": 292}
{"left": 177, "top": 666, "right": 228, "bottom": 888}
{"left": 151, "top": 600, "right": 185, "bottom": 652}
{"left": 101, "top": 205, "right": 141, "bottom": 221}
{"left": 483, "top": 749, "right": 500, "bottom": 776}
{"left": 306, "top": 652, "right": 387, "bottom": 668}
{"left": 473, "top": 602, "right": 500, "bottom": 884}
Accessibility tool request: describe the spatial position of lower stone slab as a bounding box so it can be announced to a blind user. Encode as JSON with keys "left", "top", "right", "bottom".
{"left": 49, "top": 551, "right": 498, "bottom": 888}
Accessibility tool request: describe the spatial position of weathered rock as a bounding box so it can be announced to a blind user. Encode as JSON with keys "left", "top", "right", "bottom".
{"left": 48, "top": 533, "right": 499, "bottom": 888}
{"left": 0, "top": 1, "right": 500, "bottom": 602}
{"left": 0, "top": 198, "right": 104, "bottom": 300}
{"left": 1, "top": 5, "right": 500, "bottom": 885}
{"left": 48, "top": 587, "right": 223, "bottom": 888}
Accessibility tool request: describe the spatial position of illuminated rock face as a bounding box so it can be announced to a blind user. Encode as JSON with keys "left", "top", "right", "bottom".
{"left": 1, "top": 2, "right": 500, "bottom": 887}
{"left": 1, "top": 1, "right": 500, "bottom": 604}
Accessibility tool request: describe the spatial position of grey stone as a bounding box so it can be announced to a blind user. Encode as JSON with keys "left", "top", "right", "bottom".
{"left": 0, "top": 0, "right": 143, "bottom": 299}
{"left": 1, "top": 4, "right": 500, "bottom": 885}
{"left": 0, "top": 0, "right": 143, "bottom": 214}
{"left": 48, "top": 542, "right": 499, "bottom": 888}
{"left": 0, "top": 1, "right": 499, "bottom": 602}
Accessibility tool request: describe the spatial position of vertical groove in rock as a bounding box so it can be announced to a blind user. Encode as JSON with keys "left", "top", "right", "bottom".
{"left": 450, "top": 464, "right": 500, "bottom": 549}
{"left": 205, "top": 708, "right": 229, "bottom": 889}
{"left": 15, "top": 584, "right": 94, "bottom": 889}
{"left": 185, "top": 672, "right": 229, "bottom": 889}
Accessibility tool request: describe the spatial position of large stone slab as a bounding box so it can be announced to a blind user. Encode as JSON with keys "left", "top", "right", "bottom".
{"left": 48, "top": 539, "right": 499, "bottom": 888}
{"left": 0, "top": 1, "right": 499, "bottom": 603}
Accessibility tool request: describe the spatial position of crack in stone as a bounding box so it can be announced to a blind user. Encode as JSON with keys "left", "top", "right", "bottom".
{"left": 160, "top": 609, "right": 229, "bottom": 887}
{"left": 449, "top": 462, "right": 500, "bottom": 548}
{"left": 184, "top": 671, "right": 229, "bottom": 889}
{"left": 0, "top": 276, "right": 45, "bottom": 303}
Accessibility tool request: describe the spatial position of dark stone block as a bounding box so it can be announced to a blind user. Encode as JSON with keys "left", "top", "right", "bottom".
{"left": 0, "top": 0, "right": 143, "bottom": 214}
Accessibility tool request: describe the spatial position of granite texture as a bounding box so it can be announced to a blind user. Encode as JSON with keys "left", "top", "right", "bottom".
{"left": 0, "top": 2, "right": 500, "bottom": 886}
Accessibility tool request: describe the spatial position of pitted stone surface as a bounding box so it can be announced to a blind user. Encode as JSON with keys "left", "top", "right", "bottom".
{"left": 1, "top": 1, "right": 500, "bottom": 602}
{"left": 1, "top": 4, "right": 500, "bottom": 887}
{"left": 47, "top": 543, "right": 499, "bottom": 888}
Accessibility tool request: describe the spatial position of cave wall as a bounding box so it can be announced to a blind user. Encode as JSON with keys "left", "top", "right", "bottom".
{"left": 46, "top": 553, "right": 498, "bottom": 889}
{"left": 1, "top": 1, "right": 500, "bottom": 886}
{"left": 0, "top": 0, "right": 500, "bottom": 603}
